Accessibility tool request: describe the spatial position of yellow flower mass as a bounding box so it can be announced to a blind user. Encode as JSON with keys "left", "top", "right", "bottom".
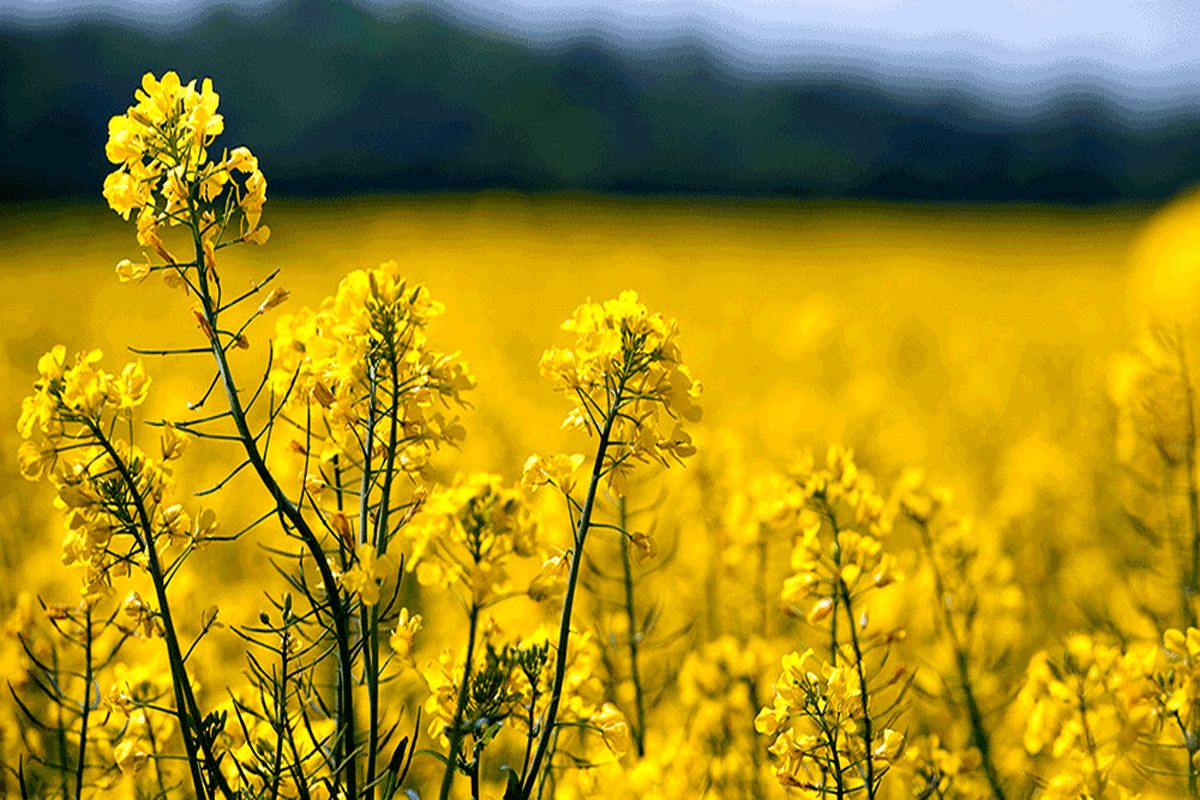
{"left": 9, "top": 67, "right": 1200, "bottom": 800}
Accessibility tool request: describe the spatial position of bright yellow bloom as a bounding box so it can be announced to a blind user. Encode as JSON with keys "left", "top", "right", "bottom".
{"left": 339, "top": 544, "right": 396, "bottom": 606}
{"left": 113, "top": 739, "right": 149, "bottom": 774}
{"left": 103, "top": 71, "right": 267, "bottom": 267}
{"left": 115, "top": 257, "right": 151, "bottom": 282}
{"left": 270, "top": 262, "right": 473, "bottom": 476}
{"left": 403, "top": 473, "right": 537, "bottom": 603}
{"left": 541, "top": 290, "right": 701, "bottom": 492}
{"left": 17, "top": 439, "right": 55, "bottom": 481}
{"left": 389, "top": 608, "right": 423, "bottom": 659}
{"left": 521, "top": 452, "right": 585, "bottom": 494}
{"left": 594, "top": 703, "right": 632, "bottom": 758}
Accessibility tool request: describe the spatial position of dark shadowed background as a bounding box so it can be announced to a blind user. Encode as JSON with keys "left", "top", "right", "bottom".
{"left": 4, "top": 0, "right": 1200, "bottom": 203}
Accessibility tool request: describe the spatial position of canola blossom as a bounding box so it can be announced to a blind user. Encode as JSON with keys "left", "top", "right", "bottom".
{"left": 9, "top": 68, "right": 1200, "bottom": 800}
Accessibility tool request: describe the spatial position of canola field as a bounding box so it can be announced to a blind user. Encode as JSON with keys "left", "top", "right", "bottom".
{"left": 6, "top": 71, "right": 1200, "bottom": 800}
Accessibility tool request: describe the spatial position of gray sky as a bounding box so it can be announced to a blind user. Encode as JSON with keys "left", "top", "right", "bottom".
{"left": 5, "top": 0, "right": 1199, "bottom": 78}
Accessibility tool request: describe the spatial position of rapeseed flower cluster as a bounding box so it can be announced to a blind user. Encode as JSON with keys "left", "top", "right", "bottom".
{"left": 539, "top": 290, "right": 701, "bottom": 493}
{"left": 14, "top": 67, "right": 1200, "bottom": 800}
{"left": 17, "top": 346, "right": 203, "bottom": 601}
{"left": 103, "top": 70, "right": 269, "bottom": 270}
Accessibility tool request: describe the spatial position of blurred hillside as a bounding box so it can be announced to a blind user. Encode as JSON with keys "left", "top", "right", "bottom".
{"left": 4, "top": 0, "right": 1200, "bottom": 203}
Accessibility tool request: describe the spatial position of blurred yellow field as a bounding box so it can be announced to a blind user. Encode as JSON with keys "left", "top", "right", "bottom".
{"left": 8, "top": 139, "right": 1200, "bottom": 798}
{"left": 0, "top": 195, "right": 1150, "bottom": 471}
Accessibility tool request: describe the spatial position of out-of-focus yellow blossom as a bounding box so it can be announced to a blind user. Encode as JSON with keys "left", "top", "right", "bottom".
{"left": 521, "top": 452, "right": 585, "bottom": 494}
{"left": 113, "top": 738, "right": 149, "bottom": 774}
{"left": 339, "top": 543, "right": 396, "bottom": 606}
{"left": 389, "top": 607, "right": 423, "bottom": 659}
{"left": 1019, "top": 634, "right": 1159, "bottom": 796}
{"left": 774, "top": 446, "right": 900, "bottom": 626}
{"left": 1111, "top": 326, "right": 1192, "bottom": 468}
{"left": 120, "top": 591, "right": 164, "bottom": 638}
{"left": 528, "top": 553, "right": 569, "bottom": 601}
{"left": 899, "top": 735, "right": 993, "bottom": 799}
{"left": 403, "top": 473, "right": 537, "bottom": 603}
{"left": 671, "top": 636, "right": 779, "bottom": 797}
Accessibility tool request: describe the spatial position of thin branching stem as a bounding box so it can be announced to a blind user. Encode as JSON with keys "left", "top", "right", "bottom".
{"left": 187, "top": 199, "right": 359, "bottom": 798}
{"left": 84, "top": 417, "right": 222, "bottom": 800}
{"left": 72, "top": 606, "right": 92, "bottom": 800}
{"left": 915, "top": 518, "right": 1008, "bottom": 800}
{"left": 616, "top": 496, "right": 647, "bottom": 757}
{"left": 520, "top": 400, "right": 620, "bottom": 799}
{"left": 438, "top": 603, "right": 481, "bottom": 800}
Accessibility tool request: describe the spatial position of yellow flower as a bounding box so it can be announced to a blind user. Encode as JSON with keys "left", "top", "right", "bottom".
{"left": 103, "top": 72, "right": 269, "bottom": 270}
{"left": 17, "top": 439, "right": 55, "bottom": 481}
{"left": 529, "top": 554, "right": 568, "bottom": 601}
{"left": 243, "top": 223, "right": 271, "bottom": 245}
{"left": 159, "top": 422, "right": 189, "bottom": 461}
{"left": 241, "top": 170, "right": 268, "bottom": 230}
{"left": 226, "top": 146, "right": 258, "bottom": 173}
{"left": 805, "top": 597, "right": 834, "bottom": 624}
{"left": 115, "top": 257, "right": 151, "bottom": 282}
{"left": 873, "top": 728, "right": 905, "bottom": 761}
{"left": 521, "top": 452, "right": 585, "bottom": 494}
{"left": 102, "top": 170, "right": 144, "bottom": 219}
{"left": 403, "top": 473, "right": 537, "bottom": 602}
{"left": 340, "top": 544, "right": 396, "bottom": 606}
{"left": 541, "top": 291, "right": 701, "bottom": 491}
{"left": 113, "top": 739, "right": 149, "bottom": 774}
{"left": 115, "top": 360, "right": 151, "bottom": 409}
{"left": 104, "top": 682, "right": 136, "bottom": 716}
{"left": 122, "top": 591, "right": 164, "bottom": 638}
{"left": 389, "top": 608, "right": 423, "bottom": 659}
{"left": 594, "top": 703, "right": 632, "bottom": 758}
{"left": 105, "top": 113, "right": 143, "bottom": 164}
{"left": 1164, "top": 627, "right": 1200, "bottom": 660}
{"left": 269, "top": 262, "right": 473, "bottom": 473}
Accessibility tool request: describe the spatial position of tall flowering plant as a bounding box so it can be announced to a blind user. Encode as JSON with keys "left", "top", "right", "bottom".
{"left": 13, "top": 72, "right": 699, "bottom": 800}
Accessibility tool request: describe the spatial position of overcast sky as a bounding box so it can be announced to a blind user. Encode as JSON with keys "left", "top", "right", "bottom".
{"left": 5, "top": 0, "right": 1199, "bottom": 80}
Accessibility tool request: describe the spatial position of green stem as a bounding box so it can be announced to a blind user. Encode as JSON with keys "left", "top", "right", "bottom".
{"left": 189, "top": 218, "right": 358, "bottom": 798}
{"left": 1172, "top": 711, "right": 1200, "bottom": 799}
{"left": 360, "top": 365, "right": 380, "bottom": 800}
{"left": 73, "top": 606, "right": 92, "bottom": 800}
{"left": 617, "top": 496, "right": 647, "bottom": 757}
{"left": 520, "top": 409, "right": 617, "bottom": 799}
{"left": 366, "top": 351, "right": 403, "bottom": 800}
{"left": 439, "top": 604, "right": 481, "bottom": 800}
{"left": 88, "top": 420, "right": 216, "bottom": 800}
{"left": 916, "top": 521, "right": 1007, "bottom": 800}
{"left": 268, "top": 630, "right": 289, "bottom": 800}
{"left": 468, "top": 756, "right": 481, "bottom": 800}
{"left": 825, "top": 501, "right": 873, "bottom": 799}
{"left": 145, "top": 714, "right": 169, "bottom": 796}
{"left": 813, "top": 704, "right": 846, "bottom": 800}
{"left": 837, "top": 578, "right": 876, "bottom": 800}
